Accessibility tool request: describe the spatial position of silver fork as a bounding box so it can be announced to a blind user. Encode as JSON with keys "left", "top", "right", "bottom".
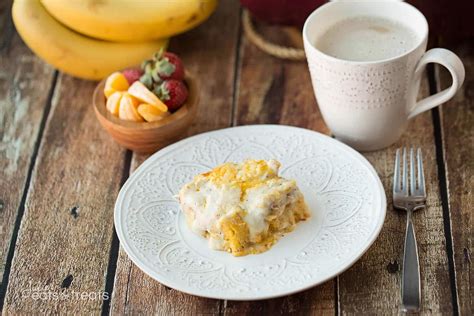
{"left": 393, "top": 147, "right": 427, "bottom": 312}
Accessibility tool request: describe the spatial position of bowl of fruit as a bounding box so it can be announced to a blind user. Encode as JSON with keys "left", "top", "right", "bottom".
{"left": 93, "top": 51, "right": 198, "bottom": 154}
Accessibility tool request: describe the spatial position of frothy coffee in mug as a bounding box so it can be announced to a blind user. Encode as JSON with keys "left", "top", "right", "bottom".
{"left": 303, "top": 1, "right": 464, "bottom": 150}
{"left": 314, "top": 16, "right": 419, "bottom": 62}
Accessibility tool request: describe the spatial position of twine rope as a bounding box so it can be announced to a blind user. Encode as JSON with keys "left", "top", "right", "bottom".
{"left": 242, "top": 9, "right": 306, "bottom": 61}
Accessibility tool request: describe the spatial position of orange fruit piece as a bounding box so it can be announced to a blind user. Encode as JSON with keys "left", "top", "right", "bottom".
{"left": 106, "top": 91, "right": 123, "bottom": 116}
{"left": 128, "top": 81, "right": 168, "bottom": 112}
{"left": 104, "top": 72, "right": 129, "bottom": 98}
{"left": 119, "top": 93, "right": 143, "bottom": 122}
{"left": 137, "top": 103, "right": 170, "bottom": 122}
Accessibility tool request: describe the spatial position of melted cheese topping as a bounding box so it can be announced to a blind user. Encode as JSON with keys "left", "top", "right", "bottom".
{"left": 179, "top": 159, "right": 310, "bottom": 256}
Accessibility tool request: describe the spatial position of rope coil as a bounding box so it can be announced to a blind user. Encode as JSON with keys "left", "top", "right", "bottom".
{"left": 242, "top": 9, "right": 306, "bottom": 61}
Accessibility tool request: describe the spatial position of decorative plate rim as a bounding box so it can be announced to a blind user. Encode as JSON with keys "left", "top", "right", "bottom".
{"left": 114, "top": 124, "right": 387, "bottom": 300}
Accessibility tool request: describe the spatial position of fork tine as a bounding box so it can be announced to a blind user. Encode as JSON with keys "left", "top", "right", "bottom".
{"left": 402, "top": 147, "right": 408, "bottom": 195}
{"left": 410, "top": 147, "right": 416, "bottom": 195}
{"left": 417, "top": 148, "right": 426, "bottom": 195}
{"left": 393, "top": 149, "right": 401, "bottom": 193}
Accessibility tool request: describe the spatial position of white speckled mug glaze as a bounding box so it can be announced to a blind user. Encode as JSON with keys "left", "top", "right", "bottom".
{"left": 303, "top": 1, "right": 465, "bottom": 151}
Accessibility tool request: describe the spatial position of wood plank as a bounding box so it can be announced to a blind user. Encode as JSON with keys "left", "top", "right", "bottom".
{"left": 438, "top": 41, "right": 473, "bottom": 315}
{"left": 224, "top": 19, "right": 333, "bottom": 316}
{"left": 110, "top": 1, "right": 241, "bottom": 314}
{"left": 0, "top": 16, "right": 56, "bottom": 291}
{"left": 235, "top": 23, "right": 329, "bottom": 133}
{"left": 0, "top": 0, "right": 13, "bottom": 50}
{"left": 338, "top": 77, "right": 454, "bottom": 314}
{"left": 224, "top": 282, "right": 335, "bottom": 316}
{"left": 2, "top": 71, "right": 128, "bottom": 314}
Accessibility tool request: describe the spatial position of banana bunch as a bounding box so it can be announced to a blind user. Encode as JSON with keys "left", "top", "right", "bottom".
{"left": 12, "top": 0, "right": 218, "bottom": 80}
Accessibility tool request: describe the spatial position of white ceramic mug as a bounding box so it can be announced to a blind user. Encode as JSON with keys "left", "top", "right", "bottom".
{"left": 303, "top": 1, "right": 465, "bottom": 151}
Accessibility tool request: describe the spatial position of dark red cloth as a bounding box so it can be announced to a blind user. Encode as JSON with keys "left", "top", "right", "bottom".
{"left": 240, "top": 0, "right": 473, "bottom": 43}
{"left": 240, "top": 0, "right": 326, "bottom": 28}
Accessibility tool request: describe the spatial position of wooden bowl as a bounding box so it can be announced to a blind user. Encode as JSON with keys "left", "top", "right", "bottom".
{"left": 93, "top": 72, "right": 199, "bottom": 154}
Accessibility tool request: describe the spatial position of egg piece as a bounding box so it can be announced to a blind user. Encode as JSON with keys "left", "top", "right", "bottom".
{"left": 179, "top": 159, "right": 311, "bottom": 256}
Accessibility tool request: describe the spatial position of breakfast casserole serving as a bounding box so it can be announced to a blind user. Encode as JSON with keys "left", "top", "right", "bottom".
{"left": 179, "top": 159, "right": 310, "bottom": 256}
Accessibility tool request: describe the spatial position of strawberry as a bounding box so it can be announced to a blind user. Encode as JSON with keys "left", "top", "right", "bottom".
{"left": 156, "top": 52, "right": 185, "bottom": 81}
{"left": 122, "top": 68, "right": 143, "bottom": 85}
{"left": 155, "top": 79, "right": 188, "bottom": 111}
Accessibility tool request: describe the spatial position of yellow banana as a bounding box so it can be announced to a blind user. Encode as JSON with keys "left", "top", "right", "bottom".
{"left": 40, "top": 0, "right": 218, "bottom": 42}
{"left": 12, "top": 0, "right": 168, "bottom": 80}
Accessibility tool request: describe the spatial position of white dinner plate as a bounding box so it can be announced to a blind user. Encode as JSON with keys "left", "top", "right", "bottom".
{"left": 115, "top": 125, "right": 386, "bottom": 300}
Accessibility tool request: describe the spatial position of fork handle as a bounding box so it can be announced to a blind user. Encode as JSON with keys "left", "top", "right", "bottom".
{"left": 401, "top": 213, "right": 421, "bottom": 312}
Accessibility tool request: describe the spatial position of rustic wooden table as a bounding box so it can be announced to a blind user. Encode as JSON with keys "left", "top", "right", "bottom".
{"left": 1, "top": 2, "right": 472, "bottom": 315}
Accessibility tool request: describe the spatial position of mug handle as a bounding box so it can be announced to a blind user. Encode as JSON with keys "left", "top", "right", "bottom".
{"left": 408, "top": 48, "right": 465, "bottom": 119}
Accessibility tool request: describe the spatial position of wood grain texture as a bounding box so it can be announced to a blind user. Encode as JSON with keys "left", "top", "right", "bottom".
{"left": 223, "top": 282, "right": 335, "bottom": 316}
{"left": 110, "top": 1, "right": 241, "bottom": 314}
{"left": 2, "top": 73, "right": 127, "bottom": 314}
{"left": 338, "top": 78, "right": 454, "bottom": 314}
{"left": 438, "top": 41, "right": 473, "bottom": 315}
{"left": 226, "top": 19, "right": 333, "bottom": 316}
{"left": 235, "top": 20, "right": 329, "bottom": 134}
{"left": 0, "top": 0, "right": 13, "bottom": 50}
{"left": 0, "top": 26, "right": 55, "bottom": 285}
